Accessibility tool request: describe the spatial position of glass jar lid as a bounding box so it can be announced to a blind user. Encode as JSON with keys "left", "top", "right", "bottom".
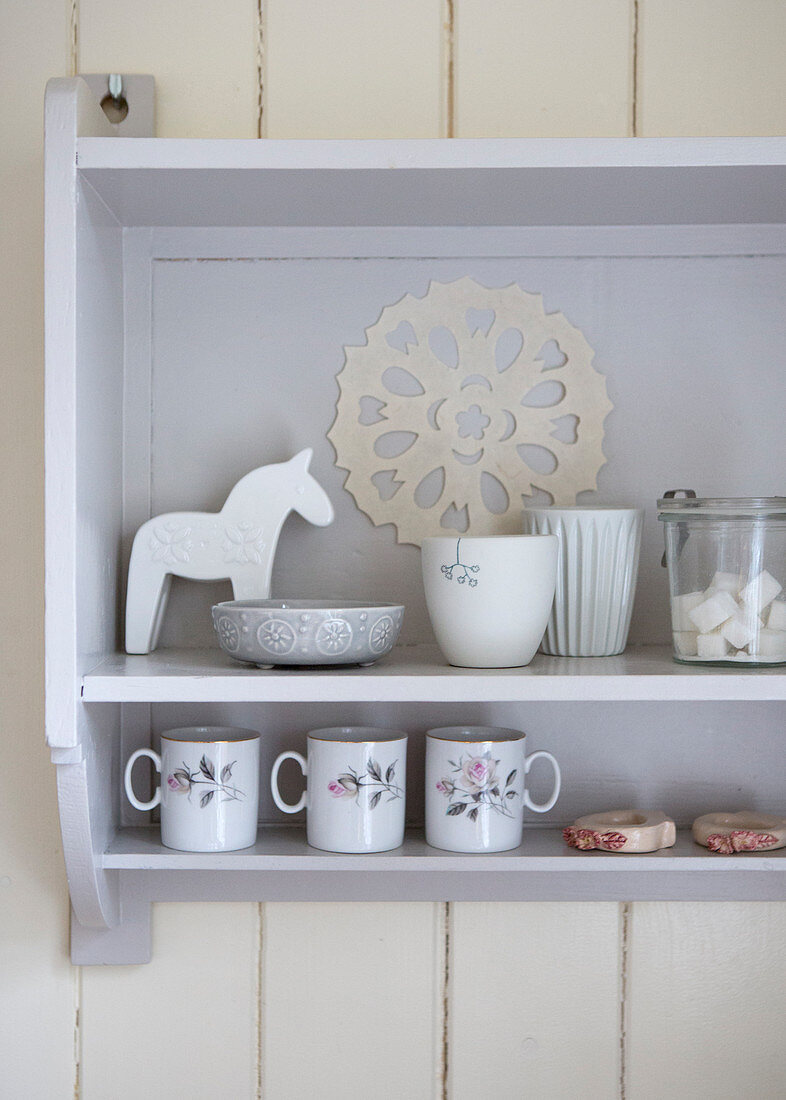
{"left": 657, "top": 490, "right": 786, "bottom": 520}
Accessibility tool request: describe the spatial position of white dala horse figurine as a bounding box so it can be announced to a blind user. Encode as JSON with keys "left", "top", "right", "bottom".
{"left": 125, "top": 448, "right": 334, "bottom": 653}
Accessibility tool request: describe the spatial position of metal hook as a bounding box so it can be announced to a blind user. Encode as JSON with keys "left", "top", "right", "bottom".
{"left": 108, "top": 73, "right": 123, "bottom": 103}
{"left": 99, "top": 73, "right": 129, "bottom": 124}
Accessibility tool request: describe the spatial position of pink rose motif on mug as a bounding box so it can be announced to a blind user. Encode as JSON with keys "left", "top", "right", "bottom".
{"left": 165, "top": 754, "right": 244, "bottom": 808}
{"left": 328, "top": 757, "right": 403, "bottom": 809}
{"left": 437, "top": 751, "right": 519, "bottom": 821}
{"left": 271, "top": 728, "right": 408, "bottom": 853}
{"left": 124, "top": 727, "right": 259, "bottom": 852}
{"left": 425, "top": 726, "right": 561, "bottom": 853}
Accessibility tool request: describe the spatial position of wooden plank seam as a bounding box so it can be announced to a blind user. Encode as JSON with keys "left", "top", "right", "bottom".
{"left": 619, "top": 901, "right": 632, "bottom": 1099}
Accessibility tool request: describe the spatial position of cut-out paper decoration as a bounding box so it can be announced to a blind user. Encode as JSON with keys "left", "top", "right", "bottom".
{"left": 329, "top": 278, "right": 612, "bottom": 545}
{"left": 125, "top": 449, "right": 334, "bottom": 653}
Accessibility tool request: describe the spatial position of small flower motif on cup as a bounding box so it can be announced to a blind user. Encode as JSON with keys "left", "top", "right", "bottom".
{"left": 149, "top": 523, "right": 193, "bottom": 566}
{"left": 328, "top": 777, "right": 357, "bottom": 798}
{"left": 442, "top": 752, "right": 517, "bottom": 820}
{"left": 257, "top": 618, "right": 296, "bottom": 655}
{"left": 222, "top": 523, "right": 266, "bottom": 565}
{"left": 315, "top": 618, "right": 352, "bottom": 656}
{"left": 441, "top": 538, "right": 480, "bottom": 586}
{"left": 461, "top": 755, "right": 496, "bottom": 793}
{"left": 328, "top": 759, "right": 403, "bottom": 809}
{"left": 167, "top": 769, "right": 191, "bottom": 794}
{"left": 216, "top": 615, "right": 240, "bottom": 652}
{"left": 167, "top": 757, "right": 244, "bottom": 806}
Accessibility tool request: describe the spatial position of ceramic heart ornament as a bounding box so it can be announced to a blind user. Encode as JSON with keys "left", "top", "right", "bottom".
{"left": 692, "top": 811, "right": 786, "bottom": 853}
{"left": 563, "top": 810, "right": 676, "bottom": 853}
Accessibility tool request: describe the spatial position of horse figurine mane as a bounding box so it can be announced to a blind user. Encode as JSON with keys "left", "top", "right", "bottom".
{"left": 125, "top": 448, "right": 334, "bottom": 653}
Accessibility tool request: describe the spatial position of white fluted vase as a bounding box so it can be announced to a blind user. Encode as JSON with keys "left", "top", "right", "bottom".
{"left": 523, "top": 507, "right": 643, "bottom": 656}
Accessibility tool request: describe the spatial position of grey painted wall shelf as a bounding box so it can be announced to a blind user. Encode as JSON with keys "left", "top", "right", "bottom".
{"left": 83, "top": 644, "right": 786, "bottom": 702}
{"left": 46, "top": 76, "right": 786, "bottom": 963}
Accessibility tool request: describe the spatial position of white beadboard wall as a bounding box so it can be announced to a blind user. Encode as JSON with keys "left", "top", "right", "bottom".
{"left": 2, "top": 2, "right": 786, "bottom": 1097}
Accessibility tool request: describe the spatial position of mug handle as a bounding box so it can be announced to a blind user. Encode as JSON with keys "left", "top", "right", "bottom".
{"left": 124, "top": 748, "right": 162, "bottom": 811}
{"left": 523, "top": 750, "right": 561, "bottom": 813}
{"left": 271, "top": 751, "right": 307, "bottom": 814}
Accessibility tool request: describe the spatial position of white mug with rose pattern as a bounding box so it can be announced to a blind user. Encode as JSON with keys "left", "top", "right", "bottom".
{"left": 425, "top": 726, "right": 561, "bottom": 852}
{"left": 271, "top": 727, "right": 407, "bottom": 853}
{"left": 124, "top": 726, "right": 260, "bottom": 852}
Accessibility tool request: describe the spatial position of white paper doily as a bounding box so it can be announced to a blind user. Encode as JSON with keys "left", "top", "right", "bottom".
{"left": 329, "top": 278, "right": 612, "bottom": 546}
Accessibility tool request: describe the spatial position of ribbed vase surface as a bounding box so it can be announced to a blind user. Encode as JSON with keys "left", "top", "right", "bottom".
{"left": 523, "top": 508, "right": 643, "bottom": 657}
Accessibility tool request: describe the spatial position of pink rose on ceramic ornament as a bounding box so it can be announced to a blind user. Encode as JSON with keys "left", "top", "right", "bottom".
{"left": 572, "top": 828, "right": 599, "bottom": 849}
{"left": 436, "top": 779, "right": 455, "bottom": 797}
{"left": 461, "top": 755, "right": 496, "bottom": 793}
{"left": 730, "top": 829, "right": 777, "bottom": 851}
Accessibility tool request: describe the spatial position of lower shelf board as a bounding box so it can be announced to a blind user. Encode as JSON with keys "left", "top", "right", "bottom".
{"left": 101, "top": 825, "right": 786, "bottom": 903}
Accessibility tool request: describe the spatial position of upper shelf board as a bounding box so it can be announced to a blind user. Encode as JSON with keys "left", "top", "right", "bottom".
{"left": 82, "top": 644, "right": 786, "bottom": 703}
{"left": 76, "top": 136, "right": 786, "bottom": 228}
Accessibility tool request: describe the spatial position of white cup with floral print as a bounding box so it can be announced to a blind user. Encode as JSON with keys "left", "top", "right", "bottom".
{"left": 271, "top": 727, "right": 407, "bottom": 853}
{"left": 425, "top": 726, "right": 561, "bottom": 852}
{"left": 124, "top": 726, "right": 260, "bottom": 852}
{"left": 421, "top": 535, "right": 558, "bottom": 667}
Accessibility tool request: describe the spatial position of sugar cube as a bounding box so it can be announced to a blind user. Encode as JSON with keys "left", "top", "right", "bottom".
{"left": 673, "top": 631, "right": 698, "bottom": 657}
{"left": 748, "top": 628, "right": 786, "bottom": 659}
{"left": 740, "top": 569, "right": 782, "bottom": 614}
{"left": 671, "top": 591, "right": 705, "bottom": 632}
{"left": 697, "top": 632, "right": 731, "bottom": 659}
{"left": 766, "top": 600, "right": 786, "bottom": 632}
{"left": 709, "top": 571, "right": 741, "bottom": 595}
{"left": 689, "top": 590, "right": 739, "bottom": 634}
{"left": 721, "top": 609, "right": 762, "bottom": 650}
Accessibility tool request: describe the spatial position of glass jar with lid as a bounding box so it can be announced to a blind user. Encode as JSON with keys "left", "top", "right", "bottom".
{"left": 658, "top": 491, "right": 786, "bottom": 665}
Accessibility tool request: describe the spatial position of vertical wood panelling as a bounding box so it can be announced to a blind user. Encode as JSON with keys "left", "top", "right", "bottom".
{"left": 264, "top": 0, "right": 445, "bottom": 138}
{"left": 262, "top": 903, "right": 442, "bottom": 1098}
{"left": 449, "top": 903, "right": 622, "bottom": 1099}
{"left": 627, "top": 902, "right": 786, "bottom": 1099}
{"left": 78, "top": 0, "right": 259, "bottom": 138}
{"left": 80, "top": 902, "right": 259, "bottom": 1099}
{"left": 637, "top": 0, "right": 786, "bottom": 136}
{"left": 454, "top": 0, "right": 634, "bottom": 137}
{"left": 0, "top": 1, "right": 79, "bottom": 1096}
{"left": 77, "top": 4, "right": 263, "bottom": 1094}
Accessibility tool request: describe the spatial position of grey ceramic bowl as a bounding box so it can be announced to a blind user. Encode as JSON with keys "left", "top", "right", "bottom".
{"left": 212, "top": 599, "right": 405, "bottom": 667}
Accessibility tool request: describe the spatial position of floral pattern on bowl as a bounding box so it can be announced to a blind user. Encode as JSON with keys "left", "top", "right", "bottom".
{"left": 211, "top": 599, "right": 404, "bottom": 667}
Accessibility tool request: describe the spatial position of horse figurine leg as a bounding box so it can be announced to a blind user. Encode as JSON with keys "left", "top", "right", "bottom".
{"left": 125, "top": 536, "right": 175, "bottom": 654}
